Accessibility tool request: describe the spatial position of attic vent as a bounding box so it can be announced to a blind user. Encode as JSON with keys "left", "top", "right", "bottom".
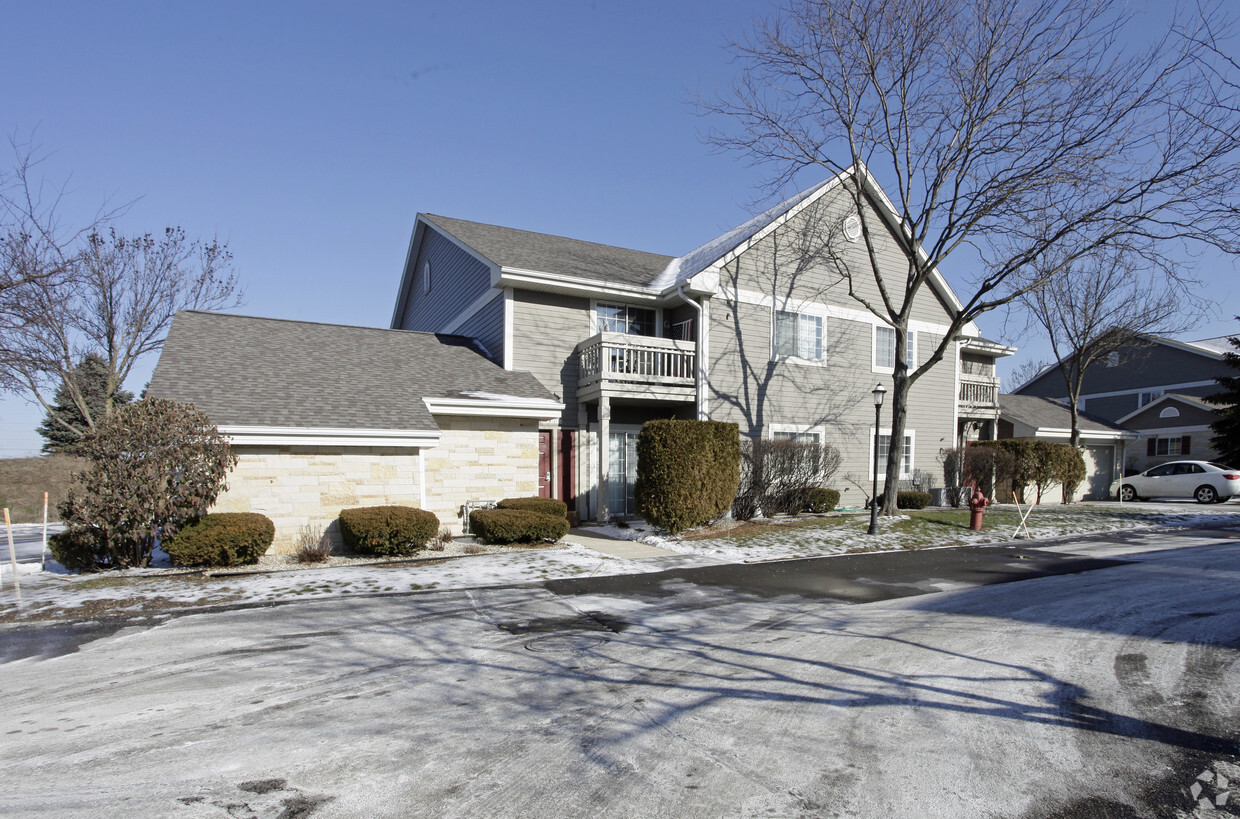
{"left": 843, "top": 214, "right": 862, "bottom": 242}
{"left": 1159, "top": 406, "right": 1180, "bottom": 418}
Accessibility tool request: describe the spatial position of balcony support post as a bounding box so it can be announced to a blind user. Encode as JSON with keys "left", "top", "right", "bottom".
{"left": 598, "top": 396, "right": 611, "bottom": 522}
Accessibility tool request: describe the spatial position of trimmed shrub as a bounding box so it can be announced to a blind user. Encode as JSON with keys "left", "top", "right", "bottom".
{"left": 635, "top": 420, "right": 740, "bottom": 535}
{"left": 339, "top": 506, "right": 438, "bottom": 556}
{"left": 876, "top": 491, "right": 932, "bottom": 510}
{"left": 164, "top": 513, "right": 275, "bottom": 567}
{"left": 806, "top": 488, "right": 841, "bottom": 513}
{"left": 1053, "top": 445, "right": 1087, "bottom": 504}
{"left": 496, "top": 496, "right": 568, "bottom": 518}
{"left": 469, "top": 508, "right": 568, "bottom": 544}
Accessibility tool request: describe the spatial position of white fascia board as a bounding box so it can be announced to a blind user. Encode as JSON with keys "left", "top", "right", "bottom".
{"left": 961, "top": 337, "right": 1018, "bottom": 358}
{"left": 390, "top": 219, "right": 425, "bottom": 329}
{"left": 496, "top": 267, "right": 663, "bottom": 302}
{"left": 1115, "top": 393, "right": 1218, "bottom": 424}
{"left": 439, "top": 287, "right": 504, "bottom": 335}
{"left": 1026, "top": 427, "right": 1138, "bottom": 441}
{"left": 423, "top": 396, "right": 565, "bottom": 420}
{"left": 220, "top": 426, "right": 441, "bottom": 448}
{"left": 1150, "top": 335, "right": 1226, "bottom": 361}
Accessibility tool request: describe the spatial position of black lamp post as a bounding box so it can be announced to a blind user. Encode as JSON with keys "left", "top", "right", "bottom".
{"left": 868, "top": 382, "right": 886, "bottom": 535}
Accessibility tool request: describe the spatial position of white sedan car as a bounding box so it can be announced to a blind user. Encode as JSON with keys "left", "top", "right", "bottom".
{"left": 1111, "top": 460, "right": 1240, "bottom": 504}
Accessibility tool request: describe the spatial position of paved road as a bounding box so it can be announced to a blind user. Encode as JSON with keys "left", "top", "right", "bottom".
{"left": 2, "top": 528, "right": 1238, "bottom": 817}
{"left": 1, "top": 523, "right": 63, "bottom": 563}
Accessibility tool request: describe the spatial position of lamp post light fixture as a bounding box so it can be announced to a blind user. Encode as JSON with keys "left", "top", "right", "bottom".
{"left": 868, "top": 382, "right": 887, "bottom": 535}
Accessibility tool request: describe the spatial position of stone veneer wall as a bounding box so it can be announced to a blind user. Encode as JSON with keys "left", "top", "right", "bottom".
{"left": 423, "top": 415, "right": 541, "bottom": 533}
{"left": 213, "top": 445, "right": 422, "bottom": 554}
{"left": 213, "top": 417, "right": 542, "bottom": 554}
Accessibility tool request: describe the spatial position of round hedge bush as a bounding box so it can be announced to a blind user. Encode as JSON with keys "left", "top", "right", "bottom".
{"left": 876, "top": 491, "right": 932, "bottom": 510}
{"left": 496, "top": 496, "right": 568, "bottom": 518}
{"left": 164, "top": 513, "right": 275, "bottom": 567}
{"left": 338, "top": 505, "right": 438, "bottom": 556}
{"left": 469, "top": 508, "right": 568, "bottom": 544}
{"left": 806, "top": 488, "right": 841, "bottom": 513}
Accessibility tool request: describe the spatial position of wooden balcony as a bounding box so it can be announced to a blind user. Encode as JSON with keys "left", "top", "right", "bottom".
{"left": 959, "top": 373, "right": 1001, "bottom": 418}
{"left": 577, "top": 332, "right": 696, "bottom": 402}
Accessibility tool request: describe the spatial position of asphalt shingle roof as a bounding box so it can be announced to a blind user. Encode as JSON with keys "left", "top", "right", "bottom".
{"left": 999, "top": 394, "right": 1130, "bottom": 434}
{"left": 147, "top": 311, "right": 557, "bottom": 431}
{"left": 423, "top": 214, "right": 674, "bottom": 288}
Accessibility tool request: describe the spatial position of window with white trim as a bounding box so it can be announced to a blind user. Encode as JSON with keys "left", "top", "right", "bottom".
{"left": 874, "top": 326, "right": 915, "bottom": 370}
{"left": 773, "top": 310, "right": 824, "bottom": 361}
{"left": 872, "top": 431, "right": 914, "bottom": 479}
{"left": 596, "top": 303, "right": 655, "bottom": 336}
{"left": 1138, "top": 389, "right": 1164, "bottom": 407}
{"left": 773, "top": 430, "right": 821, "bottom": 444}
{"left": 421, "top": 260, "right": 432, "bottom": 294}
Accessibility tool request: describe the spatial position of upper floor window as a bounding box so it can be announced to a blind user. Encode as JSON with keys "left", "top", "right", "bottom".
{"left": 1139, "top": 389, "right": 1164, "bottom": 407}
{"left": 874, "top": 326, "right": 915, "bottom": 371}
{"left": 421, "top": 260, "right": 432, "bottom": 294}
{"left": 774, "top": 310, "right": 823, "bottom": 361}
{"left": 1104, "top": 351, "right": 1120, "bottom": 367}
{"left": 597, "top": 303, "right": 655, "bottom": 336}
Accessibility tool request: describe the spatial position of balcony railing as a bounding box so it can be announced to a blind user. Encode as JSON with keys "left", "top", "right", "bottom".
{"left": 577, "top": 332, "right": 696, "bottom": 395}
{"left": 959, "top": 373, "right": 1000, "bottom": 409}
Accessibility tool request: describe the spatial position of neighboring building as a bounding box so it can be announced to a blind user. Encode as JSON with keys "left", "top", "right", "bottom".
{"left": 1012, "top": 334, "right": 1234, "bottom": 472}
{"left": 147, "top": 311, "right": 563, "bottom": 551}
{"left": 392, "top": 168, "right": 1014, "bottom": 519}
{"left": 1115, "top": 393, "right": 1227, "bottom": 473}
{"left": 997, "top": 395, "right": 1137, "bottom": 500}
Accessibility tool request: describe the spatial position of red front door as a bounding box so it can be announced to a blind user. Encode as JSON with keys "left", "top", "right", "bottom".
{"left": 538, "top": 430, "right": 552, "bottom": 498}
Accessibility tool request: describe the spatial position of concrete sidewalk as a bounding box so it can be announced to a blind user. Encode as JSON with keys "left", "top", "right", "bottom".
{"left": 565, "top": 527, "right": 677, "bottom": 558}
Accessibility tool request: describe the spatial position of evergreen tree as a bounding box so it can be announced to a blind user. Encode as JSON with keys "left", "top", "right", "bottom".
{"left": 1208, "top": 325, "right": 1240, "bottom": 467}
{"left": 35, "top": 354, "right": 133, "bottom": 454}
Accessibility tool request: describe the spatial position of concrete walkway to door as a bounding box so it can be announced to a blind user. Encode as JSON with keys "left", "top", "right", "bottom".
{"left": 565, "top": 527, "right": 677, "bottom": 559}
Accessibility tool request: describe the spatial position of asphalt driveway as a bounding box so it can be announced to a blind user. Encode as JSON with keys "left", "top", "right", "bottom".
{"left": 2, "top": 529, "right": 1238, "bottom": 817}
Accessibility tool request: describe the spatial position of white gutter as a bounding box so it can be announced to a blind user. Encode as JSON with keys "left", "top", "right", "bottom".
{"left": 423, "top": 396, "right": 564, "bottom": 420}
{"left": 678, "top": 285, "right": 707, "bottom": 420}
{"left": 219, "top": 426, "right": 441, "bottom": 448}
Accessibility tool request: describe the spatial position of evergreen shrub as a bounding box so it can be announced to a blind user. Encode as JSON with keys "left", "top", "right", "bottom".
{"left": 806, "top": 488, "right": 841, "bottom": 513}
{"left": 635, "top": 420, "right": 740, "bottom": 535}
{"left": 469, "top": 508, "right": 569, "bottom": 544}
{"left": 496, "top": 496, "right": 568, "bottom": 518}
{"left": 164, "top": 513, "right": 275, "bottom": 567}
{"left": 338, "top": 506, "right": 438, "bottom": 556}
{"left": 49, "top": 527, "right": 104, "bottom": 572}
{"left": 876, "top": 491, "right": 932, "bottom": 510}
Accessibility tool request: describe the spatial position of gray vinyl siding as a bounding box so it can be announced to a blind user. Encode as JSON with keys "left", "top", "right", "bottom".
{"left": 511, "top": 290, "right": 591, "bottom": 428}
{"left": 704, "top": 187, "right": 960, "bottom": 498}
{"left": 1019, "top": 341, "right": 1226, "bottom": 419}
{"left": 396, "top": 226, "right": 494, "bottom": 333}
{"left": 1122, "top": 401, "right": 1216, "bottom": 431}
{"left": 454, "top": 295, "right": 505, "bottom": 365}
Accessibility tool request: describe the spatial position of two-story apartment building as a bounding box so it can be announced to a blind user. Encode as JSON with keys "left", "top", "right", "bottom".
{"left": 1013, "top": 334, "right": 1233, "bottom": 472}
{"left": 392, "top": 169, "right": 1013, "bottom": 519}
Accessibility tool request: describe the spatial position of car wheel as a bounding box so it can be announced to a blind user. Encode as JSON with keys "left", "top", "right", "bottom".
{"left": 1119, "top": 484, "right": 1137, "bottom": 502}
{"left": 1195, "top": 485, "right": 1219, "bottom": 504}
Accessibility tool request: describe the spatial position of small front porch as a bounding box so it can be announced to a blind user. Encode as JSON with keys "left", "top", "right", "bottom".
{"left": 575, "top": 333, "right": 698, "bottom": 520}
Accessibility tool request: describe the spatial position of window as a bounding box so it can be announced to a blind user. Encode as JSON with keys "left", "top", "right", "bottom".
{"left": 608, "top": 431, "right": 639, "bottom": 516}
{"left": 1138, "top": 390, "right": 1164, "bottom": 407}
{"left": 421, "top": 260, "right": 432, "bottom": 294}
{"left": 773, "top": 430, "right": 821, "bottom": 445}
{"left": 873, "top": 431, "right": 914, "bottom": 479}
{"left": 597, "top": 303, "right": 655, "bottom": 336}
{"left": 1158, "top": 406, "right": 1180, "bottom": 419}
{"left": 874, "top": 326, "right": 915, "bottom": 370}
{"left": 1152, "top": 436, "right": 1187, "bottom": 457}
{"left": 1104, "top": 351, "right": 1120, "bottom": 367}
{"left": 774, "top": 310, "right": 824, "bottom": 360}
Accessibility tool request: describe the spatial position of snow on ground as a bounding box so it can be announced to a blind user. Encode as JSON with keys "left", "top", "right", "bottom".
{"left": 3, "top": 501, "right": 1239, "bottom": 620}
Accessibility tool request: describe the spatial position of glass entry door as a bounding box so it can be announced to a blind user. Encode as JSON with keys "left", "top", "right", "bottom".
{"left": 608, "top": 431, "right": 638, "bottom": 517}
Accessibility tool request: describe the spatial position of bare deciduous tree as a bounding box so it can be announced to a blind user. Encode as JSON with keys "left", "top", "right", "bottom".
{"left": 1, "top": 139, "right": 242, "bottom": 442}
{"left": 704, "top": 0, "right": 1240, "bottom": 514}
{"left": 1015, "top": 245, "right": 1204, "bottom": 447}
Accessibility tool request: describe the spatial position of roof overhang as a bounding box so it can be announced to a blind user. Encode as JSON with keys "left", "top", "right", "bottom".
{"left": 424, "top": 394, "right": 565, "bottom": 420}
{"left": 1011, "top": 425, "right": 1138, "bottom": 442}
{"left": 219, "top": 426, "right": 441, "bottom": 448}
{"left": 1115, "top": 392, "right": 1223, "bottom": 425}
{"left": 960, "top": 337, "right": 1017, "bottom": 358}
{"left": 494, "top": 267, "right": 668, "bottom": 303}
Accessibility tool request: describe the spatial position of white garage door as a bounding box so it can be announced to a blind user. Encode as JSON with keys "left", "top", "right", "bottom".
{"left": 1081, "top": 444, "right": 1115, "bottom": 500}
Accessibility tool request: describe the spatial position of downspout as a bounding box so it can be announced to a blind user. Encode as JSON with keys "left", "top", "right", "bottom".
{"left": 677, "top": 285, "right": 705, "bottom": 420}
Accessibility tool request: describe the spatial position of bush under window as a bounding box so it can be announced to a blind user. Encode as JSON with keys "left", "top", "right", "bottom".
{"left": 338, "top": 506, "right": 439, "bottom": 556}
{"left": 469, "top": 508, "right": 568, "bottom": 544}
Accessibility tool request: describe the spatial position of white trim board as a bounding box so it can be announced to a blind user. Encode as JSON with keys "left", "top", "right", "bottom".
{"left": 220, "top": 426, "right": 441, "bottom": 448}
{"left": 423, "top": 396, "right": 564, "bottom": 420}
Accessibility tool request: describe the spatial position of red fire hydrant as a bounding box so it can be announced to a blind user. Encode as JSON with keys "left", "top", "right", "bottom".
{"left": 968, "top": 485, "right": 990, "bottom": 531}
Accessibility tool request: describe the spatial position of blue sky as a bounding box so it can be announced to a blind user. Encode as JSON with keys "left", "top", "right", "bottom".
{"left": 2, "top": 1, "right": 1238, "bottom": 457}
